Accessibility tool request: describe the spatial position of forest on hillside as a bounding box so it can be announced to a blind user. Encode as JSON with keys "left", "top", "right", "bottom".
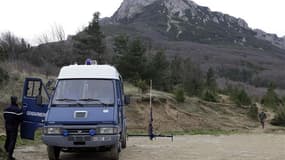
{"left": 1, "top": 12, "right": 285, "bottom": 126}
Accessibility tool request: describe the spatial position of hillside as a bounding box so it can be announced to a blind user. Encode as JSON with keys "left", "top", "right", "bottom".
{"left": 4, "top": 0, "right": 285, "bottom": 95}
{"left": 124, "top": 83, "right": 259, "bottom": 133}
{"left": 0, "top": 66, "right": 259, "bottom": 135}
{"left": 1, "top": 0, "right": 285, "bottom": 135}
{"left": 100, "top": 0, "right": 285, "bottom": 94}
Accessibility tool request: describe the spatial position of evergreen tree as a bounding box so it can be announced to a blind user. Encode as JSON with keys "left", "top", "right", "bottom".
{"left": 113, "top": 36, "right": 147, "bottom": 81}
{"left": 113, "top": 35, "right": 129, "bottom": 58}
{"left": 150, "top": 50, "right": 170, "bottom": 91}
{"left": 170, "top": 55, "right": 183, "bottom": 86}
{"left": 261, "top": 82, "right": 280, "bottom": 109}
{"left": 205, "top": 67, "right": 217, "bottom": 92}
{"left": 113, "top": 34, "right": 129, "bottom": 67}
{"left": 183, "top": 58, "right": 204, "bottom": 97}
{"left": 202, "top": 67, "right": 218, "bottom": 102}
{"left": 73, "top": 12, "right": 106, "bottom": 64}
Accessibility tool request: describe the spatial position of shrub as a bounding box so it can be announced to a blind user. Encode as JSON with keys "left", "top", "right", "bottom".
{"left": 0, "top": 135, "right": 7, "bottom": 159}
{"left": 0, "top": 67, "right": 9, "bottom": 86}
{"left": 202, "top": 90, "right": 218, "bottom": 102}
{"left": 226, "top": 86, "right": 251, "bottom": 106}
{"left": 136, "top": 79, "right": 148, "bottom": 94}
{"left": 0, "top": 147, "right": 7, "bottom": 160}
{"left": 174, "top": 87, "right": 185, "bottom": 103}
{"left": 271, "top": 106, "right": 285, "bottom": 126}
{"left": 234, "top": 89, "right": 251, "bottom": 106}
{"left": 248, "top": 104, "right": 258, "bottom": 120}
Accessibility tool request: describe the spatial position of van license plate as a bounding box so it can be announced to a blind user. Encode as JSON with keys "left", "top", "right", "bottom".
{"left": 73, "top": 136, "right": 84, "bottom": 142}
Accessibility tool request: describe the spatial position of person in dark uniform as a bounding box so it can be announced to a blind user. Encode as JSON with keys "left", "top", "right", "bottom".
{"left": 258, "top": 110, "right": 267, "bottom": 129}
{"left": 3, "top": 96, "right": 23, "bottom": 160}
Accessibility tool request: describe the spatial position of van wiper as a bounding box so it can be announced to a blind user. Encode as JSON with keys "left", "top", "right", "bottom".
{"left": 56, "top": 98, "right": 77, "bottom": 101}
{"left": 78, "top": 98, "right": 111, "bottom": 106}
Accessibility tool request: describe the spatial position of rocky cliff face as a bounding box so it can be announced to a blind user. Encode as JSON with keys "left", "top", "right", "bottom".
{"left": 112, "top": 0, "right": 157, "bottom": 21}
{"left": 113, "top": 0, "right": 249, "bottom": 29}
{"left": 106, "top": 0, "right": 285, "bottom": 50}
{"left": 254, "top": 29, "right": 285, "bottom": 49}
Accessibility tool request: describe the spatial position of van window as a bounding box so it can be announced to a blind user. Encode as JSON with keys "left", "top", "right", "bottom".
{"left": 26, "top": 81, "right": 41, "bottom": 97}
{"left": 52, "top": 79, "right": 115, "bottom": 105}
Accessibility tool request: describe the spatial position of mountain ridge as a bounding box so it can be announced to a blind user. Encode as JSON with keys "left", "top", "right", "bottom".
{"left": 103, "top": 0, "right": 285, "bottom": 50}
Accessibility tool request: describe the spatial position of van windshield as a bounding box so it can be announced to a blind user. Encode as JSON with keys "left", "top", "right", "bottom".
{"left": 52, "top": 79, "right": 115, "bottom": 106}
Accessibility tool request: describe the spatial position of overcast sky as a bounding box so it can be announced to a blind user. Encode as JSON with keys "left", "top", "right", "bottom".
{"left": 0, "top": 0, "right": 284, "bottom": 45}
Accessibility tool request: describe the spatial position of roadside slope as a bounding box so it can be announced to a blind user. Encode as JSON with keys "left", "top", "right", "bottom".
{"left": 125, "top": 84, "right": 259, "bottom": 133}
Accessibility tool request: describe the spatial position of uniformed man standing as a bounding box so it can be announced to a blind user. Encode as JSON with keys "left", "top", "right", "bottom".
{"left": 3, "top": 96, "right": 23, "bottom": 160}
{"left": 258, "top": 110, "right": 267, "bottom": 129}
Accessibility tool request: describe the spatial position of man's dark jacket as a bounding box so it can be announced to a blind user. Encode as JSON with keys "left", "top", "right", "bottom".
{"left": 3, "top": 104, "right": 23, "bottom": 131}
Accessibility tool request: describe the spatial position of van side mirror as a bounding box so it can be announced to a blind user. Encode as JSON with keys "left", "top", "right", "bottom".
{"left": 36, "top": 95, "right": 42, "bottom": 106}
{"left": 124, "top": 95, "right": 130, "bottom": 105}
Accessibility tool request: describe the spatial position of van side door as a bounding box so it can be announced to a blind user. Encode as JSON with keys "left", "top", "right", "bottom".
{"left": 20, "top": 78, "right": 50, "bottom": 140}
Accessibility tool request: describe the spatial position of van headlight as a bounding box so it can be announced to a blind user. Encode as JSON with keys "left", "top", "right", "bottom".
{"left": 99, "top": 128, "right": 118, "bottom": 134}
{"left": 44, "top": 127, "right": 61, "bottom": 135}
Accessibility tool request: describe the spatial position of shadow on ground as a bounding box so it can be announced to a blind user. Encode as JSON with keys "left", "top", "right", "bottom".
{"left": 60, "top": 151, "right": 113, "bottom": 160}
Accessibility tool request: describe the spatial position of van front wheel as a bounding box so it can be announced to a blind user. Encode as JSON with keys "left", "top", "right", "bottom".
{"left": 110, "top": 143, "right": 119, "bottom": 160}
{"left": 47, "top": 146, "right": 60, "bottom": 160}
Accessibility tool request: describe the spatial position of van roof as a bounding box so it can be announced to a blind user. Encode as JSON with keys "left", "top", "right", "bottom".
{"left": 58, "top": 64, "right": 120, "bottom": 80}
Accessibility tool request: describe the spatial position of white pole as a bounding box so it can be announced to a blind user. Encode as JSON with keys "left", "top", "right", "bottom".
{"left": 150, "top": 80, "right": 152, "bottom": 109}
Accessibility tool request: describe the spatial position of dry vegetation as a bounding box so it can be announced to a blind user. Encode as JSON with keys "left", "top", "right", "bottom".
{"left": 124, "top": 83, "right": 259, "bottom": 134}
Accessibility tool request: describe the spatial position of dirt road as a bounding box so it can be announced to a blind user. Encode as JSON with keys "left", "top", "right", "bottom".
{"left": 14, "top": 134, "right": 285, "bottom": 160}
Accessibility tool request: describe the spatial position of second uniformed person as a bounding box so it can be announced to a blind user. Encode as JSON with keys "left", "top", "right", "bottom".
{"left": 3, "top": 96, "right": 23, "bottom": 160}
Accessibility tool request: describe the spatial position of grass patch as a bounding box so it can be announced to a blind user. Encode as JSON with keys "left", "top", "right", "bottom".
{"left": 0, "top": 130, "right": 42, "bottom": 147}
{"left": 17, "top": 130, "right": 43, "bottom": 146}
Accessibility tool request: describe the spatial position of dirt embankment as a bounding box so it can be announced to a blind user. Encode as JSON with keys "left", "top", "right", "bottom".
{"left": 126, "top": 95, "right": 259, "bottom": 133}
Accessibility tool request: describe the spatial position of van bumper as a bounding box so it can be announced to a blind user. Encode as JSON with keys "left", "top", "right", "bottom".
{"left": 42, "top": 134, "right": 120, "bottom": 148}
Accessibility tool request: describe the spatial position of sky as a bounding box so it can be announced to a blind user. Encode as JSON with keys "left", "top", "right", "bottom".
{"left": 0, "top": 0, "right": 284, "bottom": 45}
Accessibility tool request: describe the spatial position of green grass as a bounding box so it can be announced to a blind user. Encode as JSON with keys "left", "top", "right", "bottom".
{"left": 0, "top": 130, "right": 42, "bottom": 147}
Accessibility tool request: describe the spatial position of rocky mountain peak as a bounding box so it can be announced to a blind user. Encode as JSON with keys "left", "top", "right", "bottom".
{"left": 112, "top": 0, "right": 158, "bottom": 21}
{"left": 108, "top": 0, "right": 285, "bottom": 50}
{"left": 113, "top": 0, "right": 199, "bottom": 21}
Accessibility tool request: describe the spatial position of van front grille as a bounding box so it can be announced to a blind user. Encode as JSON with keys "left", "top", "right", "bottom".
{"left": 66, "top": 129, "right": 97, "bottom": 135}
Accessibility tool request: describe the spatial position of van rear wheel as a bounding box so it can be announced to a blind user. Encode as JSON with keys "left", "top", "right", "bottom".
{"left": 47, "top": 146, "right": 60, "bottom": 160}
{"left": 110, "top": 143, "right": 119, "bottom": 160}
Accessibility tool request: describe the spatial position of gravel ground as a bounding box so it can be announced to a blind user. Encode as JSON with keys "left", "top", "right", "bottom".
{"left": 14, "top": 134, "right": 285, "bottom": 160}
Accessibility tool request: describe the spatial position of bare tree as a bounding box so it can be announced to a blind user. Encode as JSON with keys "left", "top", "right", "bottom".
{"left": 51, "top": 23, "right": 66, "bottom": 41}
{"left": 37, "top": 33, "right": 51, "bottom": 44}
{"left": 0, "top": 31, "right": 29, "bottom": 60}
{"left": 37, "top": 24, "right": 66, "bottom": 44}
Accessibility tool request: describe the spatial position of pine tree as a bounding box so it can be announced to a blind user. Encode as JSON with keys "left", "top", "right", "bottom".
{"left": 205, "top": 67, "right": 217, "bottom": 92}
{"left": 170, "top": 55, "right": 183, "bottom": 86}
{"left": 113, "top": 36, "right": 147, "bottom": 81}
{"left": 113, "top": 34, "right": 129, "bottom": 66}
{"left": 73, "top": 12, "right": 106, "bottom": 64}
{"left": 203, "top": 67, "right": 218, "bottom": 102}
{"left": 183, "top": 58, "right": 204, "bottom": 96}
{"left": 150, "top": 50, "right": 170, "bottom": 91}
{"left": 261, "top": 82, "right": 280, "bottom": 109}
